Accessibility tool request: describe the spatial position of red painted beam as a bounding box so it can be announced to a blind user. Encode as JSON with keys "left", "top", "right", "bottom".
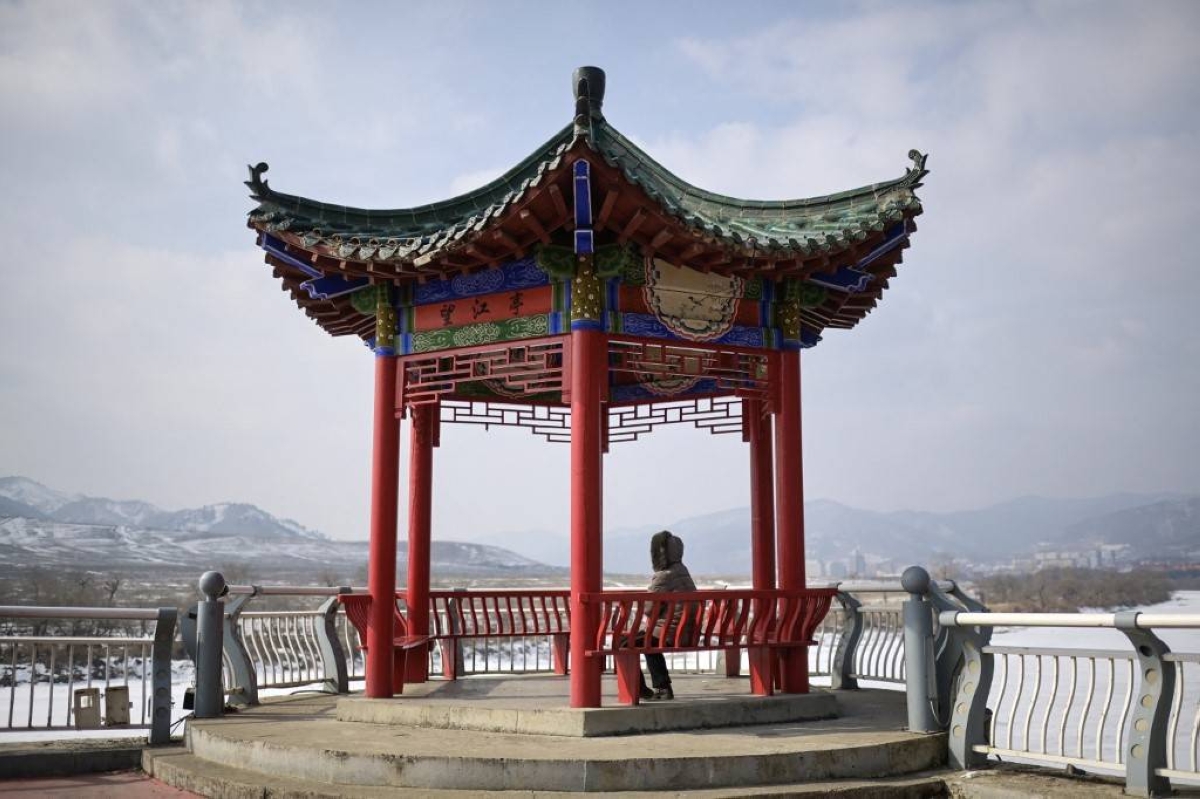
{"left": 366, "top": 354, "right": 401, "bottom": 698}
{"left": 774, "top": 350, "right": 809, "bottom": 693}
{"left": 405, "top": 403, "right": 434, "bottom": 683}
{"left": 569, "top": 329, "right": 606, "bottom": 708}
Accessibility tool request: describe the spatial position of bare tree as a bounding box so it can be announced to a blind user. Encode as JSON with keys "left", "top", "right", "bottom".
{"left": 103, "top": 576, "right": 123, "bottom": 605}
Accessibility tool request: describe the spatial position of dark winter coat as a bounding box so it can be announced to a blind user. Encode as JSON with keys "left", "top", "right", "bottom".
{"left": 645, "top": 531, "right": 697, "bottom": 643}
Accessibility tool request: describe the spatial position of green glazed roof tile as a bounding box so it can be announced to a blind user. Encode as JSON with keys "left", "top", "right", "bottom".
{"left": 246, "top": 110, "right": 926, "bottom": 266}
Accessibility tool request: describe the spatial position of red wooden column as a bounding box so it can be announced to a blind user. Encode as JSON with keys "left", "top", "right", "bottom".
{"left": 569, "top": 328, "right": 605, "bottom": 708}
{"left": 774, "top": 349, "right": 809, "bottom": 693}
{"left": 366, "top": 353, "right": 401, "bottom": 698}
{"left": 747, "top": 397, "right": 777, "bottom": 694}
{"left": 405, "top": 403, "right": 435, "bottom": 683}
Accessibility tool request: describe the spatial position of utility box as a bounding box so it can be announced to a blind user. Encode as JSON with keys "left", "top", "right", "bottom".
{"left": 104, "top": 685, "right": 130, "bottom": 725}
{"left": 73, "top": 688, "right": 101, "bottom": 729}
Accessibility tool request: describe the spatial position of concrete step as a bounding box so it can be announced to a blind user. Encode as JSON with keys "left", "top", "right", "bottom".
{"left": 0, "top": 737, "right": 148, "bottom": 779}
{"left": 336, "top": 682, "right": 838, "bottom": 737}
{"left": 144, "top": 747, "right": 952, "bottom": 798}
{"left": 174, "top": 691, "right": 946, "bottom": 793}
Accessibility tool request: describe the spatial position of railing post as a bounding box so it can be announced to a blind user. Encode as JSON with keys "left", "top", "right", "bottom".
{"left": 194, "top": 571, "right": 226, "bottom": 719}
{"left": 440, "top": 588, "right": 465, "bottom": 680}
{"left": 316, "top": 590, "right": 351, "bottom": 694}
{"left": 942, "top": 611, "right": 994, "bottom": 769}
{"left": 1115, "top": 611, "right": 1174, "bottom": 797}
{"left": 901, "top": 566, "right": 938, "bottom": 733}
{"left": 933, "top": 582, "right": 989, "bottom": 725}
{"left": 830, "top": 590, "right": 862, "bottom": 690}
{"left": 222, "top": 589, "right": 259, "bottom": 706}
{"left": 148, "top": 607, "right": 177, "bottom": 745}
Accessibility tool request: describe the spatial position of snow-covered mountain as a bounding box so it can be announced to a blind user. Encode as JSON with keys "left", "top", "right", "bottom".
{"left": 51, "top": 497, "right": 161, "bottom": 527}
{"left": 0, "top": 477, "right": 326, "bottom": 541}
{"left": 149, "top": 503, "right": 325, "bottom": 541}
{"left": 0, "top": 515, "right": 559, "bottom": 578}
{"left": 0, "top": 476, "right": 79, "bottom": 516}
{"left": 0, "top": 477, "right": 561, "bottom": 579}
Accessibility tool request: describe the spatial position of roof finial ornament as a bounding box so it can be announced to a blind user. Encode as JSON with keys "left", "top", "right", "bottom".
{"left": 572, "top": 66, "right": 606, "bottom": 139}
{"left": 246, "top": 162, "right": 271, "bottom": 199}
{"left": 904, "top": 150, "right": 930, "bottom": 187}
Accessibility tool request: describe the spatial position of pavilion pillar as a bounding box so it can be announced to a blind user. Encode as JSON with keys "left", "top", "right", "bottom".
{"left": 405, "top": 403, "right": 435, "bottom": 683}
{"left": 747, "top": 397, "right": 777, "bottom": 695}
{"left": 366, "top": 352, "right": 401, "bottom": 698}
{"left": 774, "top": 349, "right": 809, "bottom": 693}
{"left": 568, "top": 328, "right": 605, "bottom": 709}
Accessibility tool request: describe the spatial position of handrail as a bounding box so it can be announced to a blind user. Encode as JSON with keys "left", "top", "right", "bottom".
{"left": 0, "top": 636, "right": 156, "bottom": 645}
{"left": 225, "top": 585, "right": 367, "bottom": 597}
{"left": 942, "top": 611, "right": 1200, "bottom": 629}
{"left": 836, "top": 580, "right": 956, "bottom": 594}
{"left": 0, "top": 606, "right": 162, "bottom": 621}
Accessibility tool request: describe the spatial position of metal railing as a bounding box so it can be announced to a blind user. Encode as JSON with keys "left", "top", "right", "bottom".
{"left": 894, "top": 567, "right": 1200, "bottom": 798}
{"left": 0, "top": 605, "right": 177, "bottom": 744}
{"left": 203, "top": 585, "right": 357, "bottom": 705}
{"left": 199, "top": 578, "right": 941, "bottom": 701}
{"left": 941, "top": 611, "right": 1200, "bottom": 796}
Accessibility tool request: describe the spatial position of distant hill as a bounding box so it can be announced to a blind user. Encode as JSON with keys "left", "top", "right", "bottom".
{"left": 0, "top": 476, "right": 327, "bottom": 541}
{"left": 0, "top": 476, "right": 78, "bottom": 515}
{"left": 477, "top": 492, "right": 1194, "bottom": 576}
{"left": 0, "top": 476, "right": 560, "bottom": 580}
{"left": 0, "top": 495, "right": 46, "bottom": 519}
{"left": 1060, "top": 498, "right": 1200, "bottom": 561}
{"left": 0, "top": 516, "right": 561, "bottom": 580}
{"left": 3, "top": 475, "right": 1192, "bottom": 580}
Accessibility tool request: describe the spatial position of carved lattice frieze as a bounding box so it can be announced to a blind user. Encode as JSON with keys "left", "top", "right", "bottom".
{"left": 399, "top": 336, "right": 567, "bottom": 407}
{"left": 437, "top": 396, "right": 744, "bottom": 445}
{"left": 607, "top": 336, "right": 772, "bottom": 403}
{"left": 606, "top": 396, "right": 744, "bottom": 443}
{"left": 440, "top": 400, "right": 572, "bottom": 442}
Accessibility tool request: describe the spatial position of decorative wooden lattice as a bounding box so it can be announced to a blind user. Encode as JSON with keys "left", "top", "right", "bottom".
{"left": 440, "top": 400, "right": 573, "bottom": 442}
{"left": 438, "top": 396, "right": 744, "bottom": 445}
{"left": 402, "top": 333, "right": 774, "bottom": 443}
{"left": 606, "top": 397, "right": 744, "bottom": 444}
{"left": 607, "top": 336, "right": 773, "bottom": 403}
{"left": 399, "top": 336, "right": 567, "bottom": 408}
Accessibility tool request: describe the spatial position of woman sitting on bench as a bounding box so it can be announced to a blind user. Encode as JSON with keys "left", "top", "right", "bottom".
{"left": 637, "top": 530, "right": 697, "bottom": 701}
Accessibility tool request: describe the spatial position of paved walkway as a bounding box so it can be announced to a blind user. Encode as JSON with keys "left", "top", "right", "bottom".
{"left": 0, "top": 770, "right": 198, "bottom": 797}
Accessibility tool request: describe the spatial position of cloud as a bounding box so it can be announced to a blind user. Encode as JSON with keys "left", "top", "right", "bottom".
{"left": 447, "top": 167, "right": 507, "bottom": 196}
{"left": 1, "top": 0, "right": 1197, "bottom": 553}
{"left": 663, "top": 2, "right": 1200, "bottom": 510}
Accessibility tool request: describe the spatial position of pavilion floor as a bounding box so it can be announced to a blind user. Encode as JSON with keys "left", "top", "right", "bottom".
{"left": 337, "top": 672, "right": 839, "bottom": 736}
{"left": 145, "top": 677, "right": 952, "bottom": 794}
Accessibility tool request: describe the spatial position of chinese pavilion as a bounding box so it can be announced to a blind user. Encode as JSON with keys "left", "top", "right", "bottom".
{"left": 244, "top": 67, "right": 928, "bottom": 708}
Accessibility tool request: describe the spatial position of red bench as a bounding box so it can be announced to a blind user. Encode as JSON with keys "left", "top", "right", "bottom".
{"left": 582, "top": 588, "right": 836, "bottom": 705}
{"left": 339, "top": 590, "right": 570, "bottom": 691}
{"left": 338, "top": 593, "right": 430, "bottom": 693}
{"left": 429, "top": 590, "right": 570, "bottom": 680}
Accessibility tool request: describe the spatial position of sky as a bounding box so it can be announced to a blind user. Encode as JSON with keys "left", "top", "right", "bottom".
{"left": 1, "top": 0, "right": 1197, "bottom": 545}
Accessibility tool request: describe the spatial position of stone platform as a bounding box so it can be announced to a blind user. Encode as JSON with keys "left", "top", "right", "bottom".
{"left": 337, "top": 673, "right": 838, "bottom": 736}
{"left": 144, "top": 676, "right": 949, "bottom": 795}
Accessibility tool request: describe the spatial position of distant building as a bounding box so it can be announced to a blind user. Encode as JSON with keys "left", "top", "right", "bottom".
{"left": 852, "top": 547, "right": 866, "bottom": 578}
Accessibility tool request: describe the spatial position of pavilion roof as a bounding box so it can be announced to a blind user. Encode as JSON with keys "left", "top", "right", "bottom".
{"left": 247, "top": 126, "right": 925, "bottom": 271}
{"left": 246, "top": 67, "right": 928, "bottom": 343}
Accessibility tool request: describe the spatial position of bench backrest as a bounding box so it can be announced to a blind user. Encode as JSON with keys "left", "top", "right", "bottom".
{"left": 429, "top": 590, "right": 571, "bottom": 637}
{"left": 584, "top": 588, "right": 836, "bottom": 653}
